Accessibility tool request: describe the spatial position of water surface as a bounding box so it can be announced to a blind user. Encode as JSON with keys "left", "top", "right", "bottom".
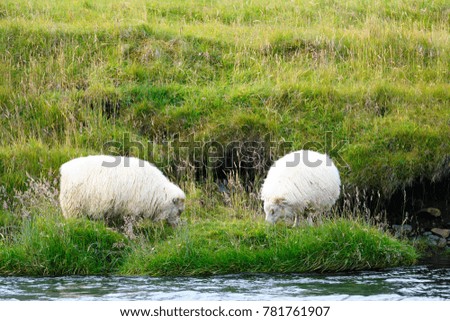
{"left": 1, "top": 264, "right": 449, "bottom": 301}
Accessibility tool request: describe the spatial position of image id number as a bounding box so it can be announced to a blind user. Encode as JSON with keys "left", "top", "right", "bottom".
{"left": 262, "top": 306, "right": 330, "bottom": 317}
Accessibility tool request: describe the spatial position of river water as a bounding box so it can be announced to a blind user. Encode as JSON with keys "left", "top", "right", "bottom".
{"left": 1, "top": 262, "right": 449, "bottom": 301}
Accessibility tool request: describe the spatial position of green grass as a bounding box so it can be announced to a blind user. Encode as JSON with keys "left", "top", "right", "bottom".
{"left": 0, "top": 176, "right": 417, "bottom": 276}
{"left": 0, "top": 214, "right": 128, "bottom": 276}
{"left": 0, "top": 198, "right": 417, "bottom": 276}
{"left": 1, "top": 0, "right": 448, "bottom": 198}
{"left": 0, "top": 0, "right": 444, "bottom": 275}
{"left": 121, "top": 219, "right": 417, "bottom": 276}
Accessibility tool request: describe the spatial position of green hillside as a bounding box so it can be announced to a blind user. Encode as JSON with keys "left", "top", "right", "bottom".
{"left": 1, "top": 0, "right": 448, "bottom": 197}
{"left": 4, "top": 0, "right": 448, "bottom": 275}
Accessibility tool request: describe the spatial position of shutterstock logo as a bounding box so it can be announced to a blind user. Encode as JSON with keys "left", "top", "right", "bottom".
{"left": 102, "top": 132, "right": 348, "bottom": 169}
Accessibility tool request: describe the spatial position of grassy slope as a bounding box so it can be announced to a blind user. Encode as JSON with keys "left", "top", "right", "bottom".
{"left": 0, "top": 0, "right": 445, "bottom": 275}
{"left": 0, "top": 0, "right": 449, "bottom": 196}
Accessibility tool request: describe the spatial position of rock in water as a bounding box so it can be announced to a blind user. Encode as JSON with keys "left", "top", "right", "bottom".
{"left": 431, "top": 228, "right": 450, "bottom": 239}
{"left": 437, "top": 238, "right": 447, "bottom": 248}
{"left": 416, "top": 207, "right": 441, "bottom": 217}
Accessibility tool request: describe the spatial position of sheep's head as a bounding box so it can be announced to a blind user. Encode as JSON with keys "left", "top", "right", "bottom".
{"left": 264, "top": 197, "right": 291, "bottom": 224}
{"left": 166, "top": 196, "right": 185, "bottom": 227}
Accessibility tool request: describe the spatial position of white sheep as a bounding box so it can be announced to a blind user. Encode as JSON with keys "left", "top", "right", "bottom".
{"left": 261, "top": 150, "right": 340, "bottom": 226}
{"left": 59, "top": 155, "right": 185, "bottom": 235}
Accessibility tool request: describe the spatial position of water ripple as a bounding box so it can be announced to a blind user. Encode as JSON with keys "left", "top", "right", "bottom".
{"left": 0, "top": 265, "right": 449, "bottom": 301}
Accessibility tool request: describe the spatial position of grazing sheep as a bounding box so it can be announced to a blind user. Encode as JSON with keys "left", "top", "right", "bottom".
{"left": 59, "top": 155, "right": 185, "bottom": 236}
{"left": 261, "top": 150, "right": 340, "bottom": 226}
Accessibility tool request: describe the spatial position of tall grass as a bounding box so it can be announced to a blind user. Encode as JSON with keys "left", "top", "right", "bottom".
{"left": 0, "top": 214, "right": 128, "bottom": 276}
{"left": 0, "top": 177, "right": 129, "bottom": 276}
{"left": 0, "top": 0, "right": 448, "bottom": 198}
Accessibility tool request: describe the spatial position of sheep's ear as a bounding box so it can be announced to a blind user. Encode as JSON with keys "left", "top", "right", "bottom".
{"left": 172, "top": 197, "right": 184, "bottom": 206}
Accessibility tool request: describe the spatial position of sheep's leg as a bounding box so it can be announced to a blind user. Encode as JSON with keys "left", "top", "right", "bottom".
{"left": 124, "top": 215, "right": 136, "bottom": 239}
{"left": 302, "top": 204, "right": 317, "bottom": 226}
{"left": 305, "top": 207, "right": 315, "bottom": 226}
{"left": 316, "top": 211, "right": 324, "bottom": 225}
{"left": 292, "top": 213, "right": 300, "bottom": 227}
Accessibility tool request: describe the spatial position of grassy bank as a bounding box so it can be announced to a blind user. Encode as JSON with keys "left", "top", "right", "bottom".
{"left": 0, "top": 0, "right": 445, "bottom": 275}
{"left": 0, "top": 0, "right": 449, "bottom": 197}
{"left": 0, "top": 189, "right": 417, "bottom": 276}
{"left": 121, "top": 219, "right": 416, "bottom": 276}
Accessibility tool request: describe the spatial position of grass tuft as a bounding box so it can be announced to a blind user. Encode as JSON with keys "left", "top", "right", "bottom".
{"left": 120, "top": 219, "right": 417, "bottom": 276}
{"left": 0, "top": 213, "right": 128, "bottom": 276}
